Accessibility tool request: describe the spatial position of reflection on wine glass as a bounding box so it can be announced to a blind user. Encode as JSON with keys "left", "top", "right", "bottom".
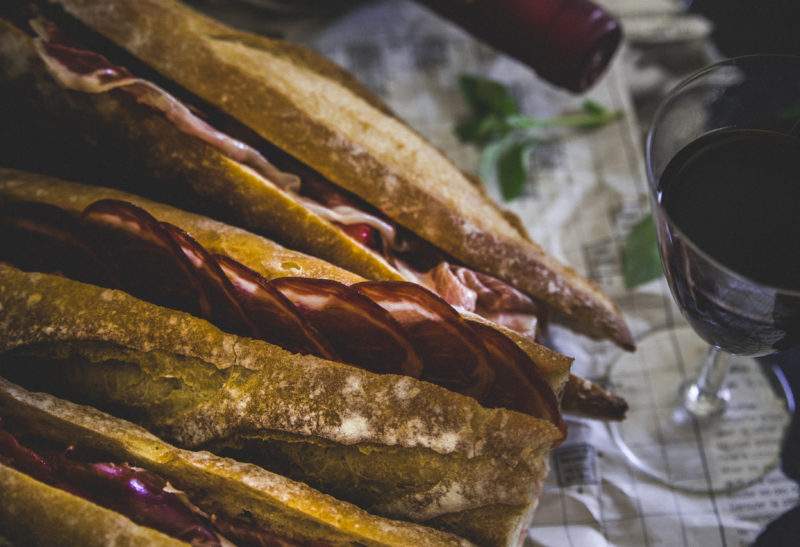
{"left": 610, "top": 55, "right": 800, "bottom": 493}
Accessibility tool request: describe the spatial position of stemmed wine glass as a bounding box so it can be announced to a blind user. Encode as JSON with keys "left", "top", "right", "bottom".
{"left": 609, "top": 55, "right": 800, "bottom": 493}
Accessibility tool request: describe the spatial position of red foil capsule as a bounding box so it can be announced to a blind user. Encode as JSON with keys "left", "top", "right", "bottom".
{"left": 417, "top": 0, "right": 623, "bottom": 92}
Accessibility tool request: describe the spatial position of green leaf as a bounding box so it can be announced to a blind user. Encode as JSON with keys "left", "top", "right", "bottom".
{"left": 497, "top": 138, "right": 538, "bottom": 201}
{"left": 458, "top": 74, "right": 519, "bottom": 117}
{"left": 454, "top": 74, "right": 622, "bottom": 202}
{"left": 623, "top": 213, "right": 663, "bottom": 288}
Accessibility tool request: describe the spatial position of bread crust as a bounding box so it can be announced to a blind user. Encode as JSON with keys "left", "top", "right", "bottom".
{"left": 42, "top": 0, "right": 634, "bottom": 349}
{"left": 0, "top": 18, "right": 403, "bottom": 283}
{"left": 561, "top": 373, "right": 628, "bottom": 421}
{"left": 0, "top": 264, "right": 556, "bottom": 545}
{"left": 0, "top": 378, "right": 475, "bottom": 546}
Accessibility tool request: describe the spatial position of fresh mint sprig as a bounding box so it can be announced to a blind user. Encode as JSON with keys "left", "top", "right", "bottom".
{"left": 455, "top": 74, "right": 621, "bottom": 201}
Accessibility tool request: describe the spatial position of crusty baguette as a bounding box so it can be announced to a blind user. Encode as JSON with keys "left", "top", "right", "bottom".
{"left": 0, "top": 0, "right": 634, "bottom": 350}
{"left": 561, "top": 374, "right": 628, "bottom": 421}
{"left": 0, "top": 377, "right": 475, "bottom": 547}
{"left": 0, "top": 16, "right": 403, "bottom": 284}
{"left": 0, "top": 168, "right": 574, "bottom": 395}
{"left": 0, "top": 264, "right": 554, "bottom": 547}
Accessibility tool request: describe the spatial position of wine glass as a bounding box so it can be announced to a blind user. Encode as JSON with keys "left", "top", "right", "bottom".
{"left": 609, "top": 55, "right": 800, "bottom": 493}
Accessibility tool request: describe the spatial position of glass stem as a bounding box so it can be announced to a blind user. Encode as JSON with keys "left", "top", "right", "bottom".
{"left": 681, "top": 346, "right": 732, "bottom": 419}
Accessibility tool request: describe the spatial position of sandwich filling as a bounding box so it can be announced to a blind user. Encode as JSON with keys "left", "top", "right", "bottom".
{"left": 0, "top": 198, "right": 565, "bottom": 441}
{"left": 0, "top": 416, "right": 326, "bottom": 547}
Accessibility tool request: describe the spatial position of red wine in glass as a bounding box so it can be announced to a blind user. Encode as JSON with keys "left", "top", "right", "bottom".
{"left": 657, "top": 128, "right": 800, "bottom": 356}
{"left": 610, "top": 55, "right": 800, "bottom": 494}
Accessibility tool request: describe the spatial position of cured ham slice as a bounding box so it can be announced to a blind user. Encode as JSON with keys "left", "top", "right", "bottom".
{"left": 31, "top": 16, "right": 299, "bottom": 192}
{"left": 81, "top": 199, "right": 214, "bottom": 321}
{"left": 467, "top": 321, "right": 565, "bottom": 439}
{"left": 0, "top": 201, "right": 114, "bottom": 287}
{"left": 270, "top": 277, "right": 425, "bottom": 378}
{"left": 215, "top": 255, "right": 340, "bottom": 361}
{"left": 354, "top": 281, "right": 495, "bottom": 400}
{"left": 160, "top": 222, "right": 256, "bottom": 338}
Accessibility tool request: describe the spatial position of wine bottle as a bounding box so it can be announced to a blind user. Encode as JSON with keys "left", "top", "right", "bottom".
{"left": 416, "top": 0, "right": 623, "bottom": 92}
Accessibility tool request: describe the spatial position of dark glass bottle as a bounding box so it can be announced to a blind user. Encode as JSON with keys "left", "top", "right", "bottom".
{"left": 416, "top": 0, "right": 622, "bottom": 92}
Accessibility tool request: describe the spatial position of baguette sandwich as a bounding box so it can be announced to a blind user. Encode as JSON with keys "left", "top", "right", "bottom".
{"left": 0, "top": 376, "right": 476, "bottom": 546}
{"left": 0, "top": 0, "right": 635, "bottom": 354}
{"left": 0, "top": 169, "right": 574, "bottom": 546}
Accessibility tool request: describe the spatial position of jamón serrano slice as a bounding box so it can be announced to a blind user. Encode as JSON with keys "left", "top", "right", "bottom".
{"left": 0, "top": 201, "right": 115, "bottom": 287}
{"left": 160, "top": 222, "right": 256, "bottom": 338}
{"left": 354, "top": 281, "right": 495, "bottom": 400}
{"left": 270, "top": 277, "right": 424, "bottom": 377}
{"left": 467, "top": 320, "right": 565, "bottom": 438}
{"left": 214, "top": 255, "right": 340, "bottom": 361}
{"left": 81, "top": 199, "right": 212, "bottom": 320}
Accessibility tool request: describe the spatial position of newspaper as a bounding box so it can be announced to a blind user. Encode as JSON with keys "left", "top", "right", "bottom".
{"left": 197, "top": 0, "right": 799, "bottom": 544}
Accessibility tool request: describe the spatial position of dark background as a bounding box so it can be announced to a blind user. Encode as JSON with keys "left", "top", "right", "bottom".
{"left": 689, "top": 0, "right": 800, "bottom": 56}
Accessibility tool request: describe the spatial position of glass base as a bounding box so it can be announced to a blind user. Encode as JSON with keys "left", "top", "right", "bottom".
{"left": 608, "top": 326, "right": 792, "bottom": 494}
